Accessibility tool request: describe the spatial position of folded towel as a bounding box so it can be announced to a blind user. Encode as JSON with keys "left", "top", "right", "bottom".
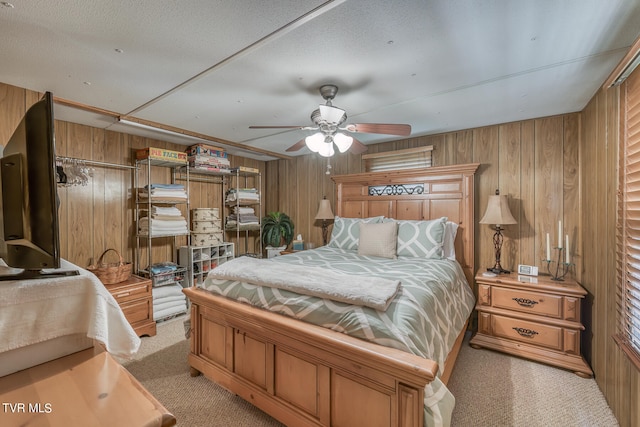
{"left": 233, "top": 206, "right": 255, "bottom": 215}
{"left": 152, "top": 283, "right": 184, "bottom": 299}
{"left": 139, "top": 217, "right": 188, "bottom": 235}
{"left": 154, "top": 302, "right": 188, "bottom": 321}
{"left": 152, "top": 206, "right": 182, "bottom": 216}
{"left": 153, "top": 295, "right": 187, "bottom": 306}
{"left": 146, "top": 183, "right": 185, "bottom": 190}
{"left": 154, "top": 299, "right": 187, "bottom": 313}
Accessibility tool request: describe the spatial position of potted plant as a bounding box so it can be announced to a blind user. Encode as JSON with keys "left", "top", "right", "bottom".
{"left": 261, "top": 212, "right": 295, "bottom": 248}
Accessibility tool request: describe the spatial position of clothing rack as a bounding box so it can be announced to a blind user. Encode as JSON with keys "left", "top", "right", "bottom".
{"left": 55, "top": 156, "right": 137, "bottom": 170}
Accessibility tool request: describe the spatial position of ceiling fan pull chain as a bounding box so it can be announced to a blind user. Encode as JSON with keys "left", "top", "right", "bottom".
{"left": 326, "top": 158, "right": 332, "bottom": 175}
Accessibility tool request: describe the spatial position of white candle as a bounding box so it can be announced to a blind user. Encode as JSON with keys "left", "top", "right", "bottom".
{"left": 566, "top": 234, "right": 570, "bottom": 263}
{"left": 546, "top": 233, "right": 551, "bottom": 261}
{"left": 558, "top": 221, "right": 563, "bottom": 249}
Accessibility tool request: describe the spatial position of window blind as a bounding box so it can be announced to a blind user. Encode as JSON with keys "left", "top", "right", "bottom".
{"left": 362, "top": 145, "right": 433, "bottom": 172}
{"left": 618, "top": 67, "right": 640, "bottom": 369}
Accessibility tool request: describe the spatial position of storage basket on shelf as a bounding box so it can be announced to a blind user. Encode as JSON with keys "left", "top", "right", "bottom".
{"left": 87, "top": 249, "right": 132, "bottom": 285}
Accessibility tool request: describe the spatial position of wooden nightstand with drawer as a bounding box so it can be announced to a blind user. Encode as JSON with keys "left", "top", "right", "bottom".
{"left": 470, "top": 271, "right": 593, "bottom": 377}
{"left": 105, "top": 275, "right": 156, "bottom": 337}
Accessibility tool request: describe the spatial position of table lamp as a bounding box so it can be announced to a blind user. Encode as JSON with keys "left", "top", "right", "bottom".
{"left": 315, "top": 197, "right": 334, "bottom": 245}
{"left": 479, "top": 189, "right": 517, "bottom": 274}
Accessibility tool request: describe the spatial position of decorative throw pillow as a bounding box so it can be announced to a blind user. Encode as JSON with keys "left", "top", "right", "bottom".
{"left": 357, "top": 222, "right": 398, "bottom": 259}
{"left": 327, "top": 216, "right": 384, "bottom": 250}
{"left": 396, "top": 217, "right": 448, "bottom": 259}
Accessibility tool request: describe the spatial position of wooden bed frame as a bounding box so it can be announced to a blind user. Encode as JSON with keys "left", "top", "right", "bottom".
{"left": 183, "top": 163, "right": 479, "bottom": 427}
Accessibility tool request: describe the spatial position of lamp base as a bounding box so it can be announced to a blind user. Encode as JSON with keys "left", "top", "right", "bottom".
{"left": 487, "top": 226, "right": 510, "bottom": 274}
{"left": 321, "top": 220, "right": 329, "bottom": 246}
{"left": 487, "top": 266, "right": 510, "bottom": 275}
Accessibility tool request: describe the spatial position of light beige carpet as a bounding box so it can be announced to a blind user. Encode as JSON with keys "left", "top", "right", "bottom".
{"left": 122, "top": 315, "right": 619, "bottom": 427}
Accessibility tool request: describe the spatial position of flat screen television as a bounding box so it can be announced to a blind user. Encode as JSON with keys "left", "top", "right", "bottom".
{"left": 0, "top": 91, "right": 78, "bottom": 280}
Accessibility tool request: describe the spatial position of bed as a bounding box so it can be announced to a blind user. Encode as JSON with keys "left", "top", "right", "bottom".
{"left": 183, "top": 163, "right": 479, "bottom": 427}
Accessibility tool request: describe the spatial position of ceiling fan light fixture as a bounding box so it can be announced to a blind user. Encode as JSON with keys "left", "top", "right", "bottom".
{"left": 319, "top": 105, "right": 346, "bottom": 125}
{"left": 305, "top": 132, "right": 324, "bottom": 152}
{"left": 333, "top": 132, "right": 353, "bottom": 153}
{"left": 318, "top": 140, "right": 335, "bottom": 157}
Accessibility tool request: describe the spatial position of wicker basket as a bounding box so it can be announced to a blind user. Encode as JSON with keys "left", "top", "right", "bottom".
{"left": 88, "top": 249, "right": 132, "bottom": 285}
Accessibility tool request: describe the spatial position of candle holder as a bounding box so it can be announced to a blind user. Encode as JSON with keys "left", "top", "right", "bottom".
{"left": 543, "top": 247, "right": 572, "bottom": 281}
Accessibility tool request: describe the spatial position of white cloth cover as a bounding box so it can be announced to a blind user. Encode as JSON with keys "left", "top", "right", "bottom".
{"left": 0, "top": 259, "right": 141, "bottom": 357}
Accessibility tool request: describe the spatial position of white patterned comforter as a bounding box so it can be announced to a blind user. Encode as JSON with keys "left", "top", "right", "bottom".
{"left": 202, "top": 246, "right": 475, "bottom": 427}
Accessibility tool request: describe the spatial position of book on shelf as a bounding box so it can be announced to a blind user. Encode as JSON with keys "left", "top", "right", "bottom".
{"left": 235, "top": 166, "right": 260, "bottom": 174}
{"left": 136, "top": 147, "right": 187, "bottom": 164}
{"left": 186, "top": 143, "right": 227, "bottom": 157}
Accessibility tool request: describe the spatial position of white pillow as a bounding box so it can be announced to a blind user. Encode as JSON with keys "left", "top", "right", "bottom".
{"left": 443, "top": 221, "right": 459, "bottom": 260}
{"left": 357, "top": 222, "right": 398, "bottom": 259}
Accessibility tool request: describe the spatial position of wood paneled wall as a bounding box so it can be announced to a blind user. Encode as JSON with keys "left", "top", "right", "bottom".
{"left": 265, "top": 114, "right": 582, "bottom": 283}
{"left": 0, "top": 82, "right": 265, "bottom": 269}
{"left": 582, "top": 84, "right": 639, "bottom": 427}
{"left": 3, "top": 79, "right": 638, "bottom": 426}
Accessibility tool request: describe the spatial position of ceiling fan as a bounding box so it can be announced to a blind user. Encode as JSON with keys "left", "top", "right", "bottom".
{"left": 249, "top": 84, "right": 411, "bottom": 157}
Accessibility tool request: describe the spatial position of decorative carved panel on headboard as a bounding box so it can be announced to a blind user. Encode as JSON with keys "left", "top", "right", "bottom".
{"left": 331, "top": 163, "right": 480, "bottom": 285}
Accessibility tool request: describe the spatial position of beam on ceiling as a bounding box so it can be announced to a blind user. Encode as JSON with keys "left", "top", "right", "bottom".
{"left": 53, "top": 97, "right": 292, "bottom": 160}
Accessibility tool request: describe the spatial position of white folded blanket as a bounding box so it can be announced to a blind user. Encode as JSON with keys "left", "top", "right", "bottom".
{"left": 153, "top": 295, "right": 186, "bottom": 306}
{"left": 152, "top": 284, "right": 184, "bottom": 299}
{"left": 154, "top": 299, "right": 187, "bottom": 313}
{"left": 206, "top": 257, "right": 401, "bottom": 311}
{"left": 152, "top": 206, "right": 182, "bottom": 216}
{"left": 154, "top": 302, "right": 188, "bottom": 321}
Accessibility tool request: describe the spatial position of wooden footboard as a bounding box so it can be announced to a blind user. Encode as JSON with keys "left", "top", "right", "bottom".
{"left": 184, "top": 287, "right": 439, "bottom": 427}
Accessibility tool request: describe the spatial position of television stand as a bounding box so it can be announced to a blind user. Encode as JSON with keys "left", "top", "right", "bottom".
{"left": 0, "top": 268, "right": 79, "bottom": 281}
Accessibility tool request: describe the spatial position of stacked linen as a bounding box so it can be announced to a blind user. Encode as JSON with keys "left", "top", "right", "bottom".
{"left": 138, "top": 205, "right": 188, "bottom": 236}
{"left": 225, "top": 188, "right": 259, "bottom": 203}
{"left": 152, "top": 206, "right": 183, "bottom": 218}
{"left": 152, "top": 283, "right": 187, "bottom": 321}
{"left": 226, "top": 206, "right": 260, "bottom": 229}
{"left": 140, "top": 183, "right": 188, "bottom": 200}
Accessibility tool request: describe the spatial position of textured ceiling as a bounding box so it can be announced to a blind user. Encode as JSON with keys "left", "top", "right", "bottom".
{"left": 1, "top": 0, "right": 640, "bottom": 160}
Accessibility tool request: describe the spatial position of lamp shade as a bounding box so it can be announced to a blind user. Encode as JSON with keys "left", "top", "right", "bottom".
{"left": 315, "top": 199, "right": 334, "bottom": 220}
{"left": 305, "top": 132, "right": 324, "bottom": 152}
{"left": 333, "top": 132, "right": 353, "bottom": 153}
{"left": 479, "top": 194, "right": 517, "bottom": 225}
{"left": 318, "top": 141, "right": 335, "bottom": 157}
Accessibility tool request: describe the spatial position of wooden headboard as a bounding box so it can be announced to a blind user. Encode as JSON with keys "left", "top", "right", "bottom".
{"left": 331, "top": 163, "right": 480, "bottom": 285}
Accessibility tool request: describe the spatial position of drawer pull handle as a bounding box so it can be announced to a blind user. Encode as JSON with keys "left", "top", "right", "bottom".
{"left": 513, "top": 327, "right": 539, "bottom": 338}
{"left": 116, "top": 292, "right": 130, "bottom": 298}
{"left": 512, "top": 297, "right": 538, "bottom": 307}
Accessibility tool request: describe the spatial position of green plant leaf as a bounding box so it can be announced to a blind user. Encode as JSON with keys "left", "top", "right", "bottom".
{"left": 261, "top": 211, "right": 295, "bottom": 247}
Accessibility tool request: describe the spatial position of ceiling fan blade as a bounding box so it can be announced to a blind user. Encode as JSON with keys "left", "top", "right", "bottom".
{"left": 348, "top": 137, "right": 368, "bottom": 154}
{"left": 249, "top": 125, "right": 308, "bottom": 130}
{"left": 345, "top": 123, "right": 411, "bottom": 136}
{"left": 285, "top": 139, "right": 307, "bottom": 152}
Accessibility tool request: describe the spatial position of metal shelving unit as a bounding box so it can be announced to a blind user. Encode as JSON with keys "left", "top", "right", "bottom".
{"left": 134, "top": 157, "right": 190, "bottom": 286}
{"left": 224, "top": 168, "right": 262, "bottom": 257}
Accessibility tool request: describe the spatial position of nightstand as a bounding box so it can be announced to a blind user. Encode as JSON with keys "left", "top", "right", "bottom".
{"left": 470, "top": 271, "right": 593, "bottom": 377}
{"left": 105, "top": 275, "right": 156, "bottom": 337}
